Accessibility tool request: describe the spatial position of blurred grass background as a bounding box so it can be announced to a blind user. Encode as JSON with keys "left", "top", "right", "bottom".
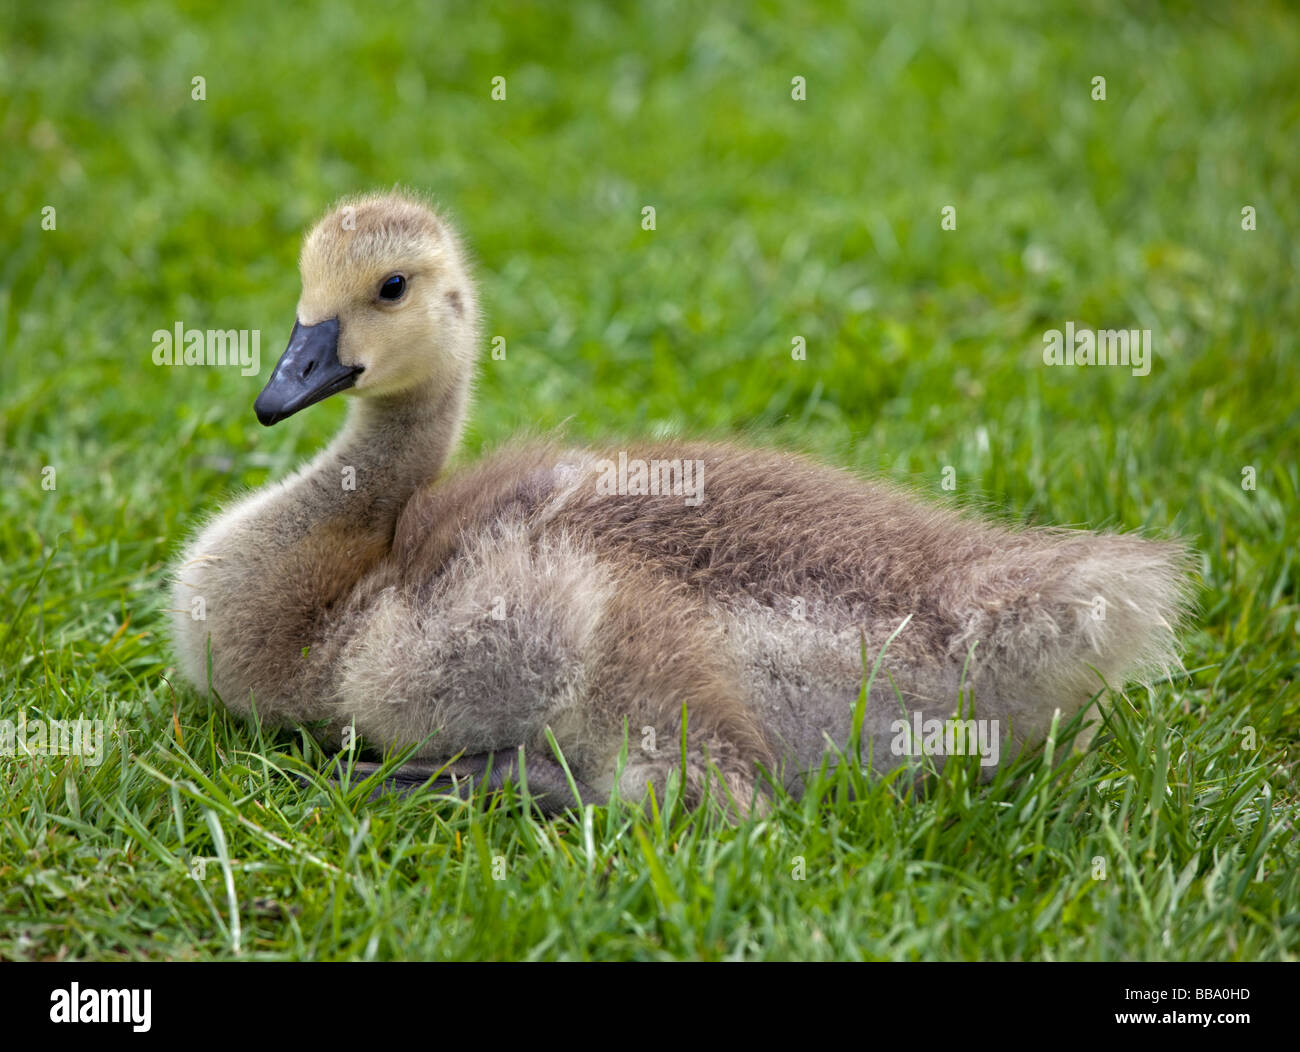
{"left": 0, "top": 0, "right": 1297, "bottom": 960}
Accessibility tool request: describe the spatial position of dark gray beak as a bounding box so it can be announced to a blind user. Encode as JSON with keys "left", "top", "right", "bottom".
{"left": 254, "top": 318, "right": 362, "bottom": 426}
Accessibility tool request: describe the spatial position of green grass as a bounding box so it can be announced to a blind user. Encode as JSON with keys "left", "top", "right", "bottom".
{"left": 1, "top": 0, "right": 1297, "bottom": 960}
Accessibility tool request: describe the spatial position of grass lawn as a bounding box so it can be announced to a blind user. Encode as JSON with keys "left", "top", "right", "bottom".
{"left": 1, "top": 0, "right": 1297, "bottom": 961}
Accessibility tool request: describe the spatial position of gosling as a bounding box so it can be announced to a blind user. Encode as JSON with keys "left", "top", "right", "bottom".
{"left": 169, "top": 190, "right": 1191, "bottom": 812}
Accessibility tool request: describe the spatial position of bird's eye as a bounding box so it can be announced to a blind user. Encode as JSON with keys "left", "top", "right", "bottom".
{"left": 379, "top": 274, "right": 407, "bottom": 301}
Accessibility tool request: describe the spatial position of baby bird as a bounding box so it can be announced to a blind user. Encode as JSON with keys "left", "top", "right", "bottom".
{"left": 170, "top": 190, "right": 1191, "bottom": 812}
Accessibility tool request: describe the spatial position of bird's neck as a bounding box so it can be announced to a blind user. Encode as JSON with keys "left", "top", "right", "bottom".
{"left": 312, "top": 378, "right": 468, "bottom": 528}
{"left": 230, "top": 378, "right": 467, "bottom": 638}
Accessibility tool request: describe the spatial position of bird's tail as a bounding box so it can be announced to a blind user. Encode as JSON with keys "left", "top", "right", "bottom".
{"left": 948, "top": 530, "right": 1195, "bottom": 737}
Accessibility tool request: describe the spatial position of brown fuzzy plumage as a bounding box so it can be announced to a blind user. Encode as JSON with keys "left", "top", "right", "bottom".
{"left": 170, "top": 190, "right": 1194, "bottom": 812}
